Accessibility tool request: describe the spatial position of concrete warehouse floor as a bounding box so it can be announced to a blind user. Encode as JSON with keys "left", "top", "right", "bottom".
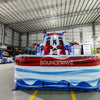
{"left": 0, "top": 63, "right": 100, "bottom": 100}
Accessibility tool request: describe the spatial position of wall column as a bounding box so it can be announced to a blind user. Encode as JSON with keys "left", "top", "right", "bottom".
{"left": 1, "top": 25, "right": 5, "bottom": 47}
{"left": 26, "top": 33, "right": 29, "bottom": 47}
{"left": 92, "top": 22, "right": 96, "bottom": 54}
{"left": 12, "top": 30, "right": 14, "bottom": 46}
{"left": 19, "top": 33, "right": 21, "bottom": 49}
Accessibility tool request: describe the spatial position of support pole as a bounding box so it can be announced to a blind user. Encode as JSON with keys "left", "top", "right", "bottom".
{"left": 92, "top": 22, "right": 96, "bottom": 54}
{"left": 80, "top": 32, "right": 83, "bottom": 45}
{"left": 26, "top": 33, "right": 29, "bottom": 47}
{"left": 72, "top": 28, "right": 74, "bottom": 42}
{"left": 1, "top": 25, "right": 5, "bottom": 48}
{"left": 36, "top": 32, "right": 38, "bottom": 43}
{"left": 12, "top": 30, "right": 14, "bottom": 46}
{"left": 19, "top": 33, "right": 21, "bottom": 49}
{"left": 79, "top": 27, "right": 83, "bottom": 54}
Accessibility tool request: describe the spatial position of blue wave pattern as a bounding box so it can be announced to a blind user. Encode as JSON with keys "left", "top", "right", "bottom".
{"left": 14, "top": 65, "right": 100, "bottom": 91}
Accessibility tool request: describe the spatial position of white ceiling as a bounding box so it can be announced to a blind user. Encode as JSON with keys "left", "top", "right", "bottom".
{"left": 0, "top": 0, "right": 100, "bottom": 33}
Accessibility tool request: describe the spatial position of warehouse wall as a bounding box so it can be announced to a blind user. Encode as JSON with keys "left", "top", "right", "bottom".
{"left": 95, "top": 24, "right": 100, "bottom": 48}
{"left": 48, "top": 24, "right": 100, "bottom": 50}
{"left": 66, "top": 26, "right": 93, "bottom": 47}
{"left": 20, "top": 31, "right": 44, "bottom": 48}
{"left": 20, "top": 24, "right": 100, "bottom": 50}
{"left": 0, "top": 24, "right": 20, "bottom": 47}
{"left": 0, "top": 24, "right": 2, "bottom": 43}
{"left": 21, "top": 33, "right": 27, "bottom": 48}
{"left": 4, "top": 28, "right": 12, "bottom": 45}
{"left": 29, "top": 32, "right": 36, "bottom": 47}
{"left": 14, "top": 31, "right": 19, "bottom": 47}
{"left": 29, "top": 32, "right": 44, "bottom": 47}
{"left": 47, "top": 25, "right": 94, "bottom": 48}
{"left": 4, "top": 28, "right": 20, "bottom": 47}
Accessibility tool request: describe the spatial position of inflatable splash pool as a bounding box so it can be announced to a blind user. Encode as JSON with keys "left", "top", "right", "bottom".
{"left": 14, "top": 32, "right": 100, "bottom": 91}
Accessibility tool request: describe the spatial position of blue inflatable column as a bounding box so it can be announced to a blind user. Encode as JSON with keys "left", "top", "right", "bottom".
{"left": 43, "top": 33, "right": 47, "bottom": 45}
{"left": 37, "top": 44, "right": 41, "bottom": 55}
{"left": 69, "top": 43, "right": 73, "bottom": 55}
{"left": 0, "top": 51, "right": 3, "bottom": 59}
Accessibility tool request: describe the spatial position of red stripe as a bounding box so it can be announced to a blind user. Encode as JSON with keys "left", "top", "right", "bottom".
{"left": 15, "top": 56, "right": 100, "bottom": 67}
{"left": 47, "top": 33, "right": 62, "bottom": 36}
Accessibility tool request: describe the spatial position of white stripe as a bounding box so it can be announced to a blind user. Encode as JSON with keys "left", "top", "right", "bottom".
{"left": 16, "top": 54, "right": 96, "bottom": 57}
{"left": 15, "top": 65, "right": 100, "bottom": 72}
{"left": 15, "top": 70, "right": 100, "bottom": 81}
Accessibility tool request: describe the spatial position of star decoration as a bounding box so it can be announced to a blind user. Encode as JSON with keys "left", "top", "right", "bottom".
{"left": 53, "top": 43, "right": 57, "bottom": 49}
